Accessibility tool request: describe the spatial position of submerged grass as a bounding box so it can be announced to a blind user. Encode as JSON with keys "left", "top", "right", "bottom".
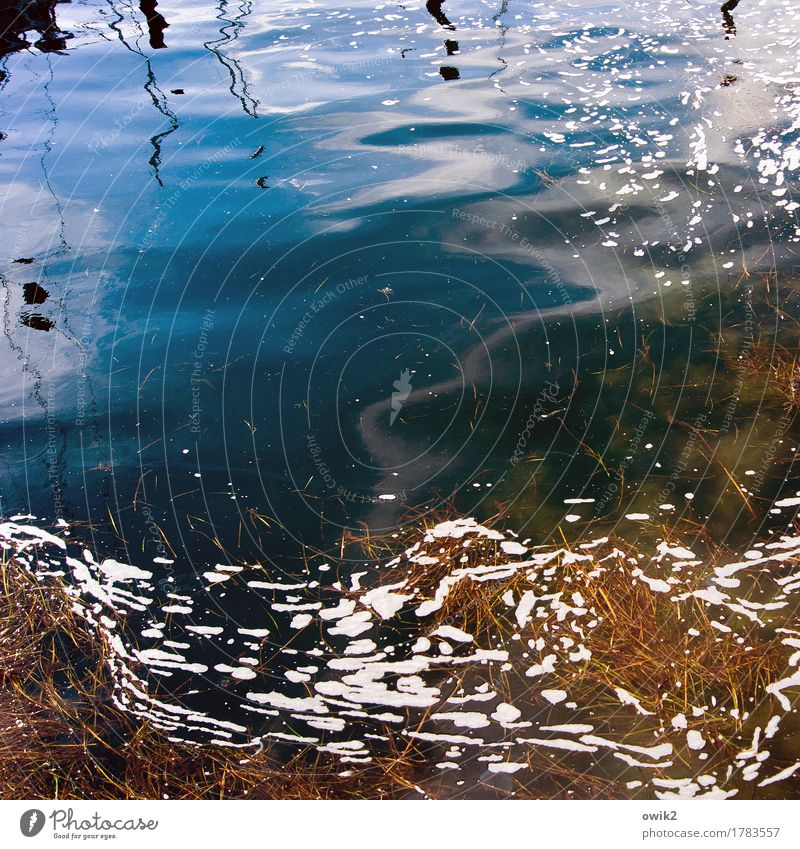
{"left": 741, "top": 340, "right": 800, "bottom": 411}
{"left": 0, "top": 557, "right": 421, "bottom": 800}
{"left": 352, "top": 515, "right": 800, "bottom": 797}
{"left": 3, "top": 511, "right": 799, "bottom": 799}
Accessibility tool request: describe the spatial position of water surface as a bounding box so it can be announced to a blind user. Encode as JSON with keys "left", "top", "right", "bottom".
{"left": 2, "top": 0, "right": 800, "bottom": 798}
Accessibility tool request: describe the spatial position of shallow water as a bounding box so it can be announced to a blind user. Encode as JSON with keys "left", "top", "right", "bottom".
{"left": 2, "top": 0, "right": 800, "bottom": 797}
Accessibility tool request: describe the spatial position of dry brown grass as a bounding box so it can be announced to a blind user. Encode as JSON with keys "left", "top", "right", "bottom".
{"left": 740, "top": 340, "right": 800, "bottom": 411}
{"left": 4, "top": 514, "right": 799, "bottom": 800}
{"left": 554, "top": 550, "right": 786, "bottom": 727}
{"left": 362, "top": 521, "right": 798, "bottom": 777}
{"left": 0, "top": 557, "right": 421, "bottom": 800}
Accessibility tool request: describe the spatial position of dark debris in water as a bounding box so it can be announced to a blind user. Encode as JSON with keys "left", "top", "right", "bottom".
{"left": 426, "top": 0, "right": 456, "bottom": 31}
{"left": 139, "top": 0, "right": 169, "bottom": 50}
{"left": 23, "top": 283, "right": 49, "bottom": 305}
{"left": 0, "top": 0, "right": 73, "bottom": 58}
{"left": 721, "top": 0, "right": 741, "bottom": 37}
{"left": 21, "top": 314, "right": 54, "bottom": 332}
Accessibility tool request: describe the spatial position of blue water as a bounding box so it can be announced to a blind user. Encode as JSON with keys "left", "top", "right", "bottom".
{"left": 2, "top": 1, "right": 799, "bottom": 597}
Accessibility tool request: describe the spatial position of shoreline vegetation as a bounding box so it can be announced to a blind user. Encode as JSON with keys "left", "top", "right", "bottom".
{"left": 0, "top": 556, "right": 418, "bottom": 800}
{"left": 2, "top": 511, "right": 799, "bottom": 800}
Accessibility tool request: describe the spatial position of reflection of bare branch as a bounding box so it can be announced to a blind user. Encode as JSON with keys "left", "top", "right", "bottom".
{"left": 490, "top": 0, "right": 509, "bottom": 82}
{"left": 144, "top": 69, "right": 180, "bottom": 187}
{"left": 105, "top": 0, "right": 179, "bottom": 187}
{"left": 0, "top": 271, "right": 71, "bottom": 519}
{"left": 0, "top": 273, "right": 46, "bottom": 411}
{"left": 40, "top": 56, "right": 68, "bottom": 254}
{"left": 204, "top": 1, "right": 259, "bottom": 118}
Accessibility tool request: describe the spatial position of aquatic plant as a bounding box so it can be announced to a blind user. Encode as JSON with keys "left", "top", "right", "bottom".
{"left": 3, "top": 514, "right": 799, "bottom": 799}
{"left": 0, "top": 551, "right": 423, "bottom": 799}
